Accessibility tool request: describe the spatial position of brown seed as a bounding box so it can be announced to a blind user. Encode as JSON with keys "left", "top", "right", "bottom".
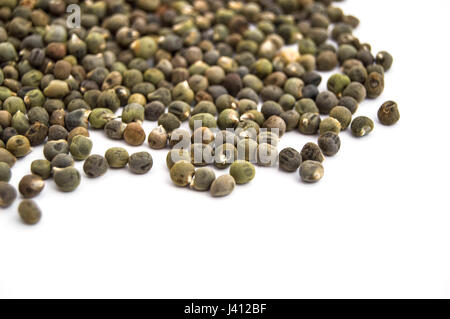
{"left": 18, "top": 174, "right": 45, "bottom": 198}
{"left": 124, "top": 122, "right": 146, "bottom": 146}
{"left": 148, "top": 125, "right": 168, "bottom": 149}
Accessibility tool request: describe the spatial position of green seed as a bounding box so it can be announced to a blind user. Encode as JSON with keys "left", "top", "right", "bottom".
{"left": 129, "top": 152, "right": 153, "bottom": 174}
{"left": 31, "top": 159, "right": 51, "bottom": 179}
{"left": 0, "top": 162, "right": 11, "bottom": 181}
{"left": 210, "top": 175, "right": 235, "bottom": 197}
{"left": 54, "top": 167, "right": 81, "bottom": 192}
{"left": 105, "top": 147, "right": 129, "bottom": 168}
{"left": 294, "top": 98, "right": 319, "bottom": 115}
{"left": 284, "top": 78, "right": 304, "bottom": 99}
{"left": 229, "top": 160, "right": 255, "bottom": 184}
{"left": 122, "top": 103, "right": 145, "bottom": 123}
{"left": 3, "top": 96, "right": 26, "bottom": 115}
{"left": 172, "top": 81, "right": 194, "bottom": 104}
{"left": 327, "top": 74, "right": 351, "bottom": 96}
{"left": 18, "top": 199, "right": 41, "bottom": 225}
{"left": 300, "top": 160, "right": 324, "bottom": 183}
{"left": 131, "top": 37, "right": 158, "bottom": 59}
{"left": 329, "top": 106, "right": 352, "bottom": 130}
{"left": 343, "top": 82, "right": 367, "bottom": 103}
{"left": 70, "top": 135, "right": 93, "bottom": 160}
{"left": 43, "top": 139, "right": 69, "bottom": 161}
{"left": 18, "top": 174, "right": 45, "bottom": 198}
{"left": 43, "top": 80, "right": 70, "bottom": 98}
{"left": 6, "top": 135, "right": 31, "bottom": 158}
{"left": 51, "top": 154, "right": 74, "bottom": 169}
{"left": 378, "top": 101, "right": 400, "bottom": 126}
{"left": 319, "top": 117, "right": 341, "bottom": 135}
{"left": 351, "top": 116, "right": 374, "bottom": 137}
{"left": 83, "top": 155, "right": 108, "bottom": 178}
{"left": 190, "top": 167, "right": 216, "bottom": 191}
{"left": 170, "top": 160, "right": 195, "bottom": 187}
{"left": 158, "top": 113, "right": 181, "bottom": 132}
{"left": 89, "top": 108, "right": 115, "bottom": 129}
{"left": 189, "top": 113, "right": 217, "bottom": 130}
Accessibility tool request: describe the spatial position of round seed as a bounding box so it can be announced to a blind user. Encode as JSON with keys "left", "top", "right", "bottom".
{"left": 43, "top": 139, "right": 69, "bottom": 161}
{"left": 318, "top": 132, "right": 341, "bottom": 156}
{"left": 69, "top": 135, "right": 93, "bottom": 160}
{"left": 129, "top": 152, "right": 153, "bottom": 175}
{"left": 166, "top": 149, "right": 191, "bottom": 170}
{"left": 279, "top": 147, "right": 302, "bottom": 172}
{"left": 6, "top": 135, "right": 31, "bottom": 158}
{"left": 123, "top": 122, "right": 146, "bottom": 146}
{"left": 210, "top": 175, "right": 235, "bottom": 197}
{"left": 83, "top": 155, "right": 108, "bottom": 178}
{"left": 18, "top": 174, "right": 45, "bottom": 198}
{"left": 298, "top": 113, "right": 321, "bottom": 135}
{"left": 51, "top": 154, "right": 74, "bottom": 169}
{"left": 191, "top": 167, "right": 216, "bottom": 191}
{"left": 148, "top": 125, "right": 168, "bottom": 149}
{"left": 351, "top": 116, "right": 374, "bottom": 137}
{"left": 54, "top": 167, "right": 81, "bottom": 192}
{"left": 170, "top": 160, "right": 195, "bottom": 187}
{"left": 319, "top": 117, "right": 341, "bottom": 135}
{"left": 105, "top": 147, "right": 129, "bottom": 168}
{"left": 329, "top": 106, "right": 352, "bottom": 130}
{"left": 18, "top": 200, "right": 41, "bottom": 225}
{"left": 229, "top": 160, "right": 255, "bottom": 185}
{"left": 300, "top": 160, "right": 324, "bottom": 183}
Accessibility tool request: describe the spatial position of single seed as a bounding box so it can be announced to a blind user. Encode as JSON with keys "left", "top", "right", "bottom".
{"left": 105, "top": 147, "right": 129, "bottom": 168}
{"left": 190, "top": 167, "right": 216, "bottom": 191}
{"left": 54, "top": 167, "right": 81, "bottom": 192}
{"left": 129, "top": 152, "right": 153, "bottom": 175}
{"left": 148, "top": 125, "right": 168, "bottom": 149}
{"left": 300, "top": 160, "right": 324, "bottom": 183}
{"left": 210, "top": 175, "right": 235, "bottom": 197}
{"left": 378, "top": 101, "right": 400, "bottom": 126}
{"left": 31, "top": 159, "right": 52, "bottom": 179}
{"left": 123, "top": 122, "right": 146, "bottom": 146}
{"left": 301, "top": 142, "right": 325, "bottom": 163}
{"left": 318, "top": 132, "right": 341, "bottom": 156}
{"left": 279, "top": 147, "right": 302, "bottom": 172}
{"left": 18, "top": 200, "right": 41, "bottom": 225}
{"left": 51, "top": 154, "right": 74, "bottom": 169}
{"left": 83, "top": 155, "right": 108, "bottom": 178}
{"left": 329, "top": 106, "right": 352, "bottom": 130}
{"left": 319, "top": 117, "right": 341, "bottom": 135}
{"left": 70, "top": 135, "right": 93, "bottom": 160}
{"left": 170, "top": 160, "right": 195, "bottom": 187}
{"left": 229, "top": 160, "right": 255, "bottom": 185}
{"left": 351, "top": 116, "right": 374, "bottom": 137}
{"left": 18, "top": 174, "right": 45, "bottom": 198}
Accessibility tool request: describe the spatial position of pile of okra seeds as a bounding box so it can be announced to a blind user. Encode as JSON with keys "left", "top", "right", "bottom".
{"left": 0, "top": 0, "right": 400, "bottom": 225}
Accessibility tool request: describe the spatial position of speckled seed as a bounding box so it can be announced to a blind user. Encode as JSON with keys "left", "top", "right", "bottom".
{"left": 318, "top": 132, "right": 341, "bottom": 156}
{"left": 18, "top": 200, "right": 41, "bottom": 225}
{"left": 279, "top": 147, "right": 302, "bottom": 172}
{"left": 6, "top": 135, "right": 31, "bottom": 158}
{"left": 0, "top": 182, "right": 17, "bottom": 208}
{"left": 31, "top": 159, "right": 52, "bottom": 179}
{"left": 316, "top": 91, "right": 339, "bottom": 115}
{"left": 105, "top": 120, "right": 126, "bottom": 140}
{"left": 319, "top": 117, "right": 341, "bottom": 135}
{"left": 0, "top": 162, "right": 11, "bottom": 182}
{"left": 190, "top": 167, "right": 216, "bottom": 191}
{"left": 210, "top": 175, "right": 235, "bottom": 197}
{"left": 327, "top": 74, "right": 351, "bottom": 96}
{"left": 351, "top": 116, "right": 374, "bottom": 137}
{"left": 123, "top": 122, "right": 146, "bottom": 146}
{"left": 70, "top": 135, "right": 93, "bottom": 160}
{"left": 170, "top": 160, "right": 195, "bottom": 187}
{"left": 298, "top": 113, "right": 321, "bottom": 135}
{"left": 300, "top": 161, "right": 324, "bottom": 183}
{"left": 18, "top": 174, "right": 45, "bottom": 198}
{"left": 378, "top": 101, "right": 400, "bottom": 126}
{"left": 148, "top": 125, "right": 168, "bottom": 149}
{"left": 129, "top": 152, "right": 153, "bottom": 175}
{"left": 54, "top": 167, "right": 81, "bottom": 192}
{"left": 301, "top": 142, "right": 325, "bottom": 163}
{"left": 329, "top": 106, "right": 352, "bottom": 130}
{"left": 105, "top": 147, "right": 129, "bottom": 168}
{"left": 83, "top": 155, "right": 108, "bottom": 178}
{"left": 229, "top": 160, "right": 255, "bottom": 184}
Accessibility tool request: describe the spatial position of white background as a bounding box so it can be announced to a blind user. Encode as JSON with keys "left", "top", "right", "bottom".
{"left": 1, "top": 0, "right": 450, "bottom": 299}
